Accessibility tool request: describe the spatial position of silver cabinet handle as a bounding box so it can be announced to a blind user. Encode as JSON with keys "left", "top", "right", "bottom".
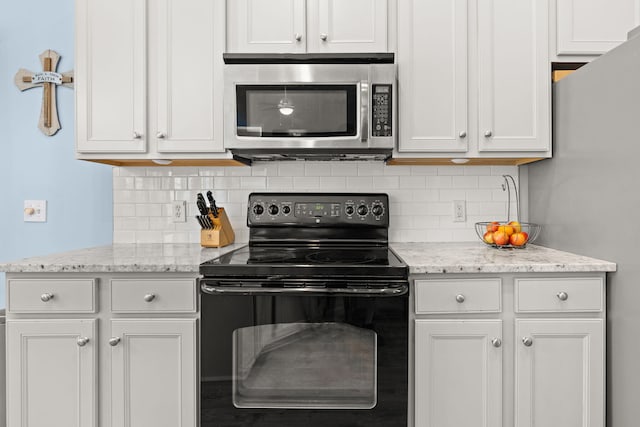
{"left": 455, "top": 294, "right": 465, "bottom": 303}
{"left": 557, "top": 291, "right": 569, "bottom": 301}
{"left": 144, "top": 293, "right": 156, "bottom": 302}
{"left": 459, "top": 131, "right": 467, "bottom": 138}
{"left": 156, "top": 132, "right": 166, "bottom": 139}
{"left": 40, "top": 293, "right": 54, "bottom": 302}
{"left": 484, "top": 130, "right": 493, "bottom": 137}
{"left": 295, "top": 33, "right": 302, "bottom": 42}
{"left": 77, "top": 337, "right": 90, "bottom": 347}
{"left": 491, "top": 338, "right": 502, "bottom": 348}
{"left": 109, "top": 337, "right": 121, "bottom": 346}
{"left": 522, "top": 337, "right": 533, "bottom": 347}
{"left": 133, "top": 131, "right": 143, "bottom": 139}
{"left": 320, "top": 33, "right": 328, "bottom": 41}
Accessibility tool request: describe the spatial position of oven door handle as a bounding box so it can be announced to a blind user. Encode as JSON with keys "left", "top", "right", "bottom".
{"left": 201, "top": 282, "right": 408, "bottom": 297}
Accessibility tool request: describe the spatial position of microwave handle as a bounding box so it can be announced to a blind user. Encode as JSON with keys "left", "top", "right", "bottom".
{"left": 360, "top": 81, "right": 369, "bottom": 143}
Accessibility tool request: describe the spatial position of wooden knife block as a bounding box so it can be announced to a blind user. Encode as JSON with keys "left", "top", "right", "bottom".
{"left": 200, "top": 207, "right": 235, "bottom": 248}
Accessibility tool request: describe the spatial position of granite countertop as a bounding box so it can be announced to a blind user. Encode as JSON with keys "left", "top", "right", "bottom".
{"left": 0, "top": 242, "right": 616, "bottom": 274}
{"left": 0, "top": 243, "right": 246, "bottom": 274}
{"left": 392, "top": 242, "right": 617, "bottom": 274}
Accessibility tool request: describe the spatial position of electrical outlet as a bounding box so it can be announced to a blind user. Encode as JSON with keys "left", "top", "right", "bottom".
{"left": 172, "top": 201, "right": 187, "bottom": 223}
{"left": 453, "top": 200, "right": 466, "bottom": 222}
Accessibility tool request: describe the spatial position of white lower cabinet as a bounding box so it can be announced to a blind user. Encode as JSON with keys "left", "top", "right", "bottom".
{"left": 6, "top": 319, "right": 97, "bottom": 427}
{"left": 5, "top": 274, "right": 198, "bottom": 427}
{"left": 413, "top": 274, "right": 606, "bottom": 427}
{"left": 415, "top": 320, "right": 503, "bottom": 427}
{"left": 515, "top": 319, "right": 604, "bottom": 427}
{"left": 110, "top": 319, "right": 197, "bottom": 427}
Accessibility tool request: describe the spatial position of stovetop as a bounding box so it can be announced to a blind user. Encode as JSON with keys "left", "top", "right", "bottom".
{"left": 199, "top": 245, "right": 408, "bottom": 280}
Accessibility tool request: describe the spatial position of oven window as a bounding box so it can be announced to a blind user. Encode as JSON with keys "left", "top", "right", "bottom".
{"left": 236, "top": 84, "right": 358, "bottom": 137}
{"left": 233, "top": 322, "right": 377, "bottom": 409}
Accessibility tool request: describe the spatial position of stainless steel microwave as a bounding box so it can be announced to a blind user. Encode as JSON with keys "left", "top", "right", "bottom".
{"left": 223, "top": 54, "right": 397, "bottom": 162}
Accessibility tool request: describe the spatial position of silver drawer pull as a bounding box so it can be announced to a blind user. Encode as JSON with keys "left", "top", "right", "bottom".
{"left": 109, "top": 337, "right": 121, "bottom": 346}
{"left": 77, "top": 337, "right": 90, "bottom": 347}
{"left": 557, "top": 291, "right": 568, "bottom": 301}
{"left": 455, "top": 294, "right": 465, "bottom": 303}
{"left": 491, "top": 338, "right": 502, "bottom": 348}
{"left": 40, "top": 293, "right": 54, "bottom": 302}
{"left": 522, "top": 337, "right": 533, "bottom": 347}
{"left": 144, "top": 293, "right": 156, "bottom": 302}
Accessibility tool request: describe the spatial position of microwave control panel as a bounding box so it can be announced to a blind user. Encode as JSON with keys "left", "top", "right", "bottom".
{"left": 372, "top": 84, "right": 393, "bottom": 137}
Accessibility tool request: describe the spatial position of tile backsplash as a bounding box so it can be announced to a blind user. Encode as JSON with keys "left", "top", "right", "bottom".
{"left": 113, "top": 162, "right": 520, "bottom": 244}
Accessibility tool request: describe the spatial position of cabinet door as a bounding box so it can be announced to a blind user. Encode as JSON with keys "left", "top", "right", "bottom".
{"left": 397, "top": 0, "right": 468, "bottom": 152}
{"left": 477, "top": 0, "right": 550, "bottom": 153}
{"left": 76, "top": 0, "right": 147, "bottom": 153}
{"left": 6, "top": 319, "right": 97, "bottom": 427}
{"left": 152, "top": 0, "right": 225, "bottom": 153}
{"left": 226, "top": 0, "right": 306, "bottom": 53}
{"left": 110, "top": 319, "right": 197, "bottom": 427}
{"left": 415, "top": 320, "right": 502, "bottom": 427}
{"left": 557, "top": 0, "right": 640, "bottom": 55}
{"left": 309, "top": 0, "right": 388, "bottom": 52}
{"left": 515, "top": 319, "right": 604, "bottom": 427}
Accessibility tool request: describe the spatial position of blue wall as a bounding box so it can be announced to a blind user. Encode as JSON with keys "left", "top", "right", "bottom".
{"left": 0, "top": 0, "right": 113, "bottom": 307}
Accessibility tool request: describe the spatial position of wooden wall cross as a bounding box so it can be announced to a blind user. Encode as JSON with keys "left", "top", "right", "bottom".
{"left": 14, "top": 50, "right": 74, "bottom": 136}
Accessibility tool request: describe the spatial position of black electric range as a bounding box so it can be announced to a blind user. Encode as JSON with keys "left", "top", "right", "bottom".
{"left": 199, "top": 193, "right": 408, "bottom": 427}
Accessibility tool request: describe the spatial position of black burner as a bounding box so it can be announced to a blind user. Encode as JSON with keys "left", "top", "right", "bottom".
{"left": 305, "top": 250, "right": 379, "bottom": 264}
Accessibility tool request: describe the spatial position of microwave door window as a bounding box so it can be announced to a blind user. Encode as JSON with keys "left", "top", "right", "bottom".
{"left": 236, "top": 85, "right": 357, "bottom": 137}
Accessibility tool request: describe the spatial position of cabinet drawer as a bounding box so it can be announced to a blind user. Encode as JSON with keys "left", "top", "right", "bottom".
{"left": 515, "top": 277, "right": 604, "bottom": 313}
{"left": 7, "top": 279, "right": 96, "bottom": 313}
{"left": 415, "top": 279, "right": 502, "bottom": 314}
{"left": 111, "top": 279, "right": 196, "bottom": 313}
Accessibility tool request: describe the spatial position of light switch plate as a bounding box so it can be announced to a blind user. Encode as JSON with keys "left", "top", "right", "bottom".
{"left": 24, "top": 200, "right": 47, "bottom": 222}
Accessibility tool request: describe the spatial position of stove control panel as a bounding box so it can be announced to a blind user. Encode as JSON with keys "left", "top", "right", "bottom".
{"left": 248, "top": 193, "right": 389, "bottom": 226}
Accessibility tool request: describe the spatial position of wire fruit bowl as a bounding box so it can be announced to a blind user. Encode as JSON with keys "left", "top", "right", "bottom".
{"left": 474, "top": 174, "right": 541, "bottom": 249}
{"left": 474, "top": 221, "right": 541, "bottom": 249}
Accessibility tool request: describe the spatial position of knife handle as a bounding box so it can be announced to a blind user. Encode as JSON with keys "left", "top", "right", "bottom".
{"left": 206, "top": 191, "right": 218, "bottom": 217}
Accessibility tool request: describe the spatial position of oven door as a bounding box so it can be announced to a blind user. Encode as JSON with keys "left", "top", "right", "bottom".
{"left": 200, "top": 282, "right": 408, "bottom": 427}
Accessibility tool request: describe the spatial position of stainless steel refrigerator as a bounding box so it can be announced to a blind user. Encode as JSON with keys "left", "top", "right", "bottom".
{"left": 527, "top": 30, "right": 640, "bottom": 426}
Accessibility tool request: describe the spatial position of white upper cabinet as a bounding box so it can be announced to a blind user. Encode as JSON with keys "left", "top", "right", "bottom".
{"left": 76, "top": 0, "right": 146, "bottom": 153}
{"left": 397, "top": 0, "right": 469, "bottom": 152}
{"left": 151, "top": 0, "right": 224, "bottom": 153}
{"left": 477, "top": 0, "right": 550, "bottom": 152}
{"left": 556, "top": 0, "right": 640, "bottom": 56}
{"left": 226, "top": 0, "right": 307, "bottom": 53}
{"left": 76, "top": 0, "right": 225, "bottom": 157}
{"left": 227, "top": 0, "right": 388, "bottom": 53}
{"left": 309, "top": 0, "right": 388, "bottom": 52}
{"left": 397, "top": 0, "right": 551, "bottom": 158}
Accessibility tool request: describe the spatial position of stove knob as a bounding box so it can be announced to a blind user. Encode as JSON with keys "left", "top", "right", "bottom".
{"left": 268, "top": 205, "right": 279, "bottom": 215}
{"left": 372, "top": 204, "right": 384, "bottom": 216}
{"left": 253, "top": 204, "right": 264, "bottom": 215}
{"left": 345, "top": 206, "right": 355, "bottom": 216}
{"left": 357, "top": 205, "right": 368, "bottom": 216}
{"left": 282, "top": 205, "right": 291, "bottom": 215}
